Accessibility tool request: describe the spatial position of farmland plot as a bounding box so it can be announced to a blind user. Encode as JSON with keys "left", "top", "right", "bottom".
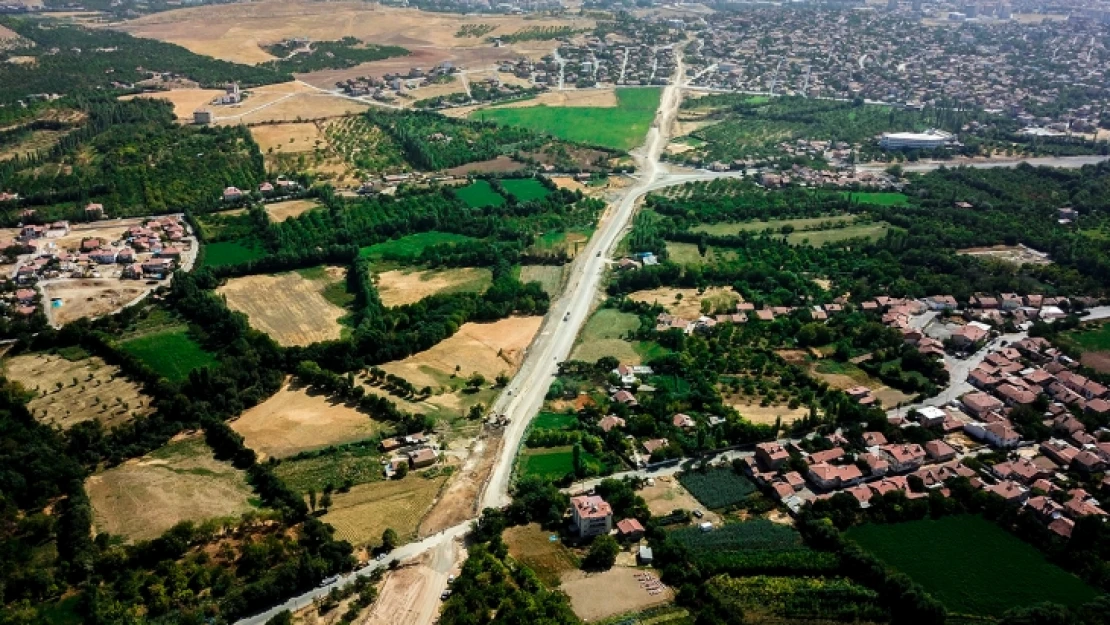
{"left": 218, "top": 267, "right": 348, "bottom": 346}
{"left": 677, "top": 468, "right": 757, "bottom": 509}
{"left": 322, "top": 474, "right": 448, "bottom": 546}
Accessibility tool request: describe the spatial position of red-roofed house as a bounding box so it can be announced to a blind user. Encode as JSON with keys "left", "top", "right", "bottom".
{"left": 570, "top": 495, "right": 613, "bottom": 537}
{"left": 616, "top": 518, "right": 645, "bottom": 540}
{"left": 881, "top": 444, "right": 926, "bottom": 472}
{"left": 756, "top": 442, "right": 789, "bottom": 470}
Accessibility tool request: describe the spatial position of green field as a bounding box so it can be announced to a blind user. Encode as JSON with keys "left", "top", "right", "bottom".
{"left": 518, "top": 445, "right": 598, "bottom": 482}
{"left": 202, "top": 239, "right": 267, "bottom": 267}
{"left": 119, "top": 326, "right": 217, "bottom": 383}
{"left": 359, "top": 232, "right": 479, "bottom": 260}
{"left": 665, "top": 241, "right": 738, "bottom": 266}
{"left": 500, "top": 178, "right": 551, "bottom": 202}
{"left": 677, "top": 468, "right": 757, "bottom": 509}
{"left": 842, "top": 192, "right": 909, "bottom": 206}
{"left": 847, "top": 515, "right": 1099, "bottom": 616}
{"left": 1060, "top": 321, "right": 1110, "bottom": 352}
{"left": 532, "top": 411, "right": 578, "bottom": 430}
{"left": 570, "top": 308, "right": 664, "bottom": 364}
{"left": 273, "top": 444, "right": 384, "bottom": 494}
{"left": 786, "top": 223, "right": 890, "bottom": 246}
{"left": 475, "top": 88, "right": 661, "bottom": 151}
{"left": 455, "top": 179, "right": 506, "bottom": 208}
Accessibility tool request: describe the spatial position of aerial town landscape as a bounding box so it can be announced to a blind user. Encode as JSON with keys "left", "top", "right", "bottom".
{"left": 3, "top": 0, "right": 1110, "bottom": 622}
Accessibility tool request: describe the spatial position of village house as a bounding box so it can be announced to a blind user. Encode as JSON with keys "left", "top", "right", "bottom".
{"left": 407, "top": 448, "right": 438, "bottom": 469}
{"left": 598, "top": 415, "right": 625, "bottom": 433}
{"left": 755, "top": 441, "right": 789, "bottom": 470}
{"left": 616, "top": 518, "right": 645, "bottom": 541}
{"left": 881, "top": 443, "right": 927, "bottom": 472}
{"left": 807, "top": 462, "right": 863, "bottom": 490}
{"left": 570, "top": 495, "right": 613, "bottom": 538}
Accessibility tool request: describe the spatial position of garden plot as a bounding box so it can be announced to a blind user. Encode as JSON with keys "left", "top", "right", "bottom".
{"left": 4, "top": 350, "right": 153, "bottom": 430}
{"left": 504, "top": 523, "right": 579, "bottom": 587}
{"left": 85, "top": 436, "right": 255, "bottom": 542}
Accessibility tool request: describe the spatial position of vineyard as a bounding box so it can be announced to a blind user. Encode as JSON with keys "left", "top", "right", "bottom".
{"left": 669, "top": 519, "right": 839, "bottom": 575}
{"left": 456, "top": 24, "right": 496, "bottom": 38}
{"left": 677, "top": 467, "right": 756, "bottom": 509}
{"left": 708, "top": 575, "right": 887, "bottom": 622}
{"left": 493, "top": 26, "right": 582, "bottom": 43}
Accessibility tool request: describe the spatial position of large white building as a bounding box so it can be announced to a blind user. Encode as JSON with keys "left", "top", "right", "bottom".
{"left": 879, "top": 129, "right": 954, "bottom": 150}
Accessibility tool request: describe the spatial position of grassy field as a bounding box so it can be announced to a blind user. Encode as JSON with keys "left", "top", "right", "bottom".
{"left": 359, "top": 232, "right": 479, "bottom": 260}
{"left": 519, "top": 445, "right": 598, "bottom": 482}
{"left": 787, "top": 223, "right": 890, "bottom": 246}
{"left": 322, "top": 474, "right": 448, "bottom": 546}
{"left": 847, "top": 515, "right": 1099, "bottom": 616}
{"left": 475, "top": 88, "right": 661, "bottom": 151}
{"left": 842, "top": 191, "right": 909, "bottom": 206}
{"left": 690, "top": 215, "right": 857, "bottom": 237}
{"left": 569, "top": 308, "right": 663, "bottom": 364}
{"left": 501, "top": 178, "right": 551, "bottom": 202}
{"left": 118, "top": 327, "right": 216, "bottom": 383}
{"left": 504, "top": 523, "right": 579, "bottom": 587}
{"left": 203, "top": 239, "right": 268, "bottom": 267}
{"left": 533, "top": 411, "right": 578, "bottom": 430}
{"left": 529, "top": 227, "right": 593, "bottom": 258}
{"left": 1058, "top": 321, "right": 1110, "bottom": 373}
{"left": 86, "top": 437, "right": 255, "bottom": 542}
{"left": 518, "top": 265, "right": 565, "bottom": 297}
{"left": 272, "top": 444, "right": 384, "bottom": 495}
{"left": 665, "top": 241, "right": 738, "bottom": 266}
{"left": 455, "top": 179, "right": 506, "bottom": 208}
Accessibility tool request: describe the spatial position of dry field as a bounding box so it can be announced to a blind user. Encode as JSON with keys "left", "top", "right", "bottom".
{"left": 0, "top": 23, "right": 18, "bottom": 40}
{"left": 85, "top": 436, "right": 255, "bottom": 542}
{"left": 321, "top": 474, "right": 448, "bottom": 545}
{"left": 381, "top": 316, "right": 542, "bottom": 389}
{"left": 628, "top": 286, "right": 740, "bottom": 318}
{"left": 0, "top": 128, "right": 70, "bottom": 161}
{"left": 42, "top": 280, "right": 147, "bottom": 326}
{"left": 483, "top": 88, "right": 618, "bottom": 111}
{"left": 504, "top": 523, "right": 579, "bottom": 587}
{"left": 561, "top": 567, "right": 674, "bottom": 621}
{"left": 727, "top": 397, "right": 808, "bottom": 427}
{"left": 119, "top": 88, "right": 224, "bottom": 120}
{"left": 231, "top": 381, "right": 383, "bottom": 459}
{"left": 809, "top": 366, "right": 913, "bottom": 409}
{"left": 374, "top": 267, "right": 492, "bottom": 307}
{"left": 251, "top": 121, "right": 325, "bottom": 154}
{"left": 639, "top": 476, "right": 718, "bottom": 521}
{"left": 265, "top": 199, "right": 321, "bottom": 222}
{"left": 443, "top": 155, "right": 524, "bottom": 175}
{"left": 550, "top": 176, "right": 586, "bottom": 192}
{"left": 206, "top": 83, "right": 369, "bottom": 125}
{"left": 402, "top": 76, "right": 465, "bottom": 103}
{"left": 218, "top": 268, "right": 347, "bottom": 346}
{"left": 362, "top": 540, "right": 463, "bottom": 625}
{"left": 4, "top": 351, "right": 153, "bottom": 430}
{"left": 112, "top": 1, "right": 593, "bottom": 76}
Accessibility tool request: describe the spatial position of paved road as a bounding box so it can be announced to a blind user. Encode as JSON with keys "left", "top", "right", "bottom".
{"left": 236, "top": 522, "right": 470, "bottom": 625}
{"left": 857, "top": 155, "right": 1110, "bottom": 173}
{"left": 480, "top": 46, "right": 688, "bottom": 510}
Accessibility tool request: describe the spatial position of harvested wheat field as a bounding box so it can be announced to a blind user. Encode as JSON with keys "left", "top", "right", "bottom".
{"left": 561, "top": 567, "right": 674, "bottom": 621}
{"left": 120, "top": 88, "right": 224, "bottom": 120}
{"left": 250, "top": 121, "right": 326, "bottom": 154}
{"left": 218, "top": 268, "right": 346, "bottom": 346}
{"left": 322, "top": 474, "right": 448, "bottom": 545}
{"left": 550, "top": 176, "right": 586, "bottom": 192}
{"left": 628, "top": 286, "right": 740, "bottom": 318}
{"left": 42, "top": 280, "right": 147, "bottom": 326}
{"left": 375, "top": 267, "right": 492, "bottom": 307}
{"left": 265, "top": 199, "right": 321, "bottom": 222}
{"left": 234, "top": 93, "right": 370, "bottom": 124}
{"left": 381, "top": 316, "right": 542, "bottom": 389}
{"left": 730, "top": 400, "right": 808, "bottom": 427}
{"left": 231, "top": 381, "right": 383, "bottom": 459}
{"left": 85, "top": 436, "right": 255, "bottom": 542}
{"left": 113, "top": 1, "right": 593, "bottom": 70}
{"left": 4, "top": 351, "right": 153, "bottom": 430}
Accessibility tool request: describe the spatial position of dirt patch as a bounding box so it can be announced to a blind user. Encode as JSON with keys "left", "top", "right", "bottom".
{"left": 42, "top": 280, "right": 147, "bottom": 326}
{"left": 381, "top": 316, "right": 542, "bottom": 389}
{"left": 551, "top": 176, "right": 586, "bottom": 192}
{"left": 322, "top": 474, "right": 448, "bottom": 545}
{"left": 0, "top": 23, "right": 18, "bottom": 41}
{"left": 482, "top": 88, "right": 618, "bottom": 111}
{"left": 628, "top": 286, "right": 740, "bottom": 318}
{"left": 362, "top": 540, "right": 463, "bottom": 625}
{"left": 85, "top": 436, "right": 254, "bottom": 542}
{"left": 265, "top": 198, "right": 320, "bottom": 222}
{"left": 504, "top": 523, "right": 578, "bottom": 587}
{"left": 419, "top": 433, "right": 499, "bottom": 535}
{"left": 120, "top": 88, "right": 225, "bottom": 120}
{"left": 4, "top": 352, "right": 153, "bottom": 430}
{"left": 957, "top": 244, "right": 1051, "bottom": 266}
{"left": 375, "top": 267, "right": 493, "bottom": 308}
{"left": 443, "top": 155, "right": 524, "bottom": 175}
{"left": 725, "top": 394, "right": 808, "bottom": 427}
{"left": 218, "top": 269, "right": 347, "bottom": 346}
{"left": 231, "top": 381, "right": 383, "bottom": 459}
{"left": 639, "top": 476, "right": 717, "bottom": 520}
{"left": 561, "top": 566, "right": 674, "bottom": 621}
{"left": 1080, "top": 351, "right": 1110, "bottom": 374}
{"left": 776, "top": 349, "right": 811, "bottom": 366}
